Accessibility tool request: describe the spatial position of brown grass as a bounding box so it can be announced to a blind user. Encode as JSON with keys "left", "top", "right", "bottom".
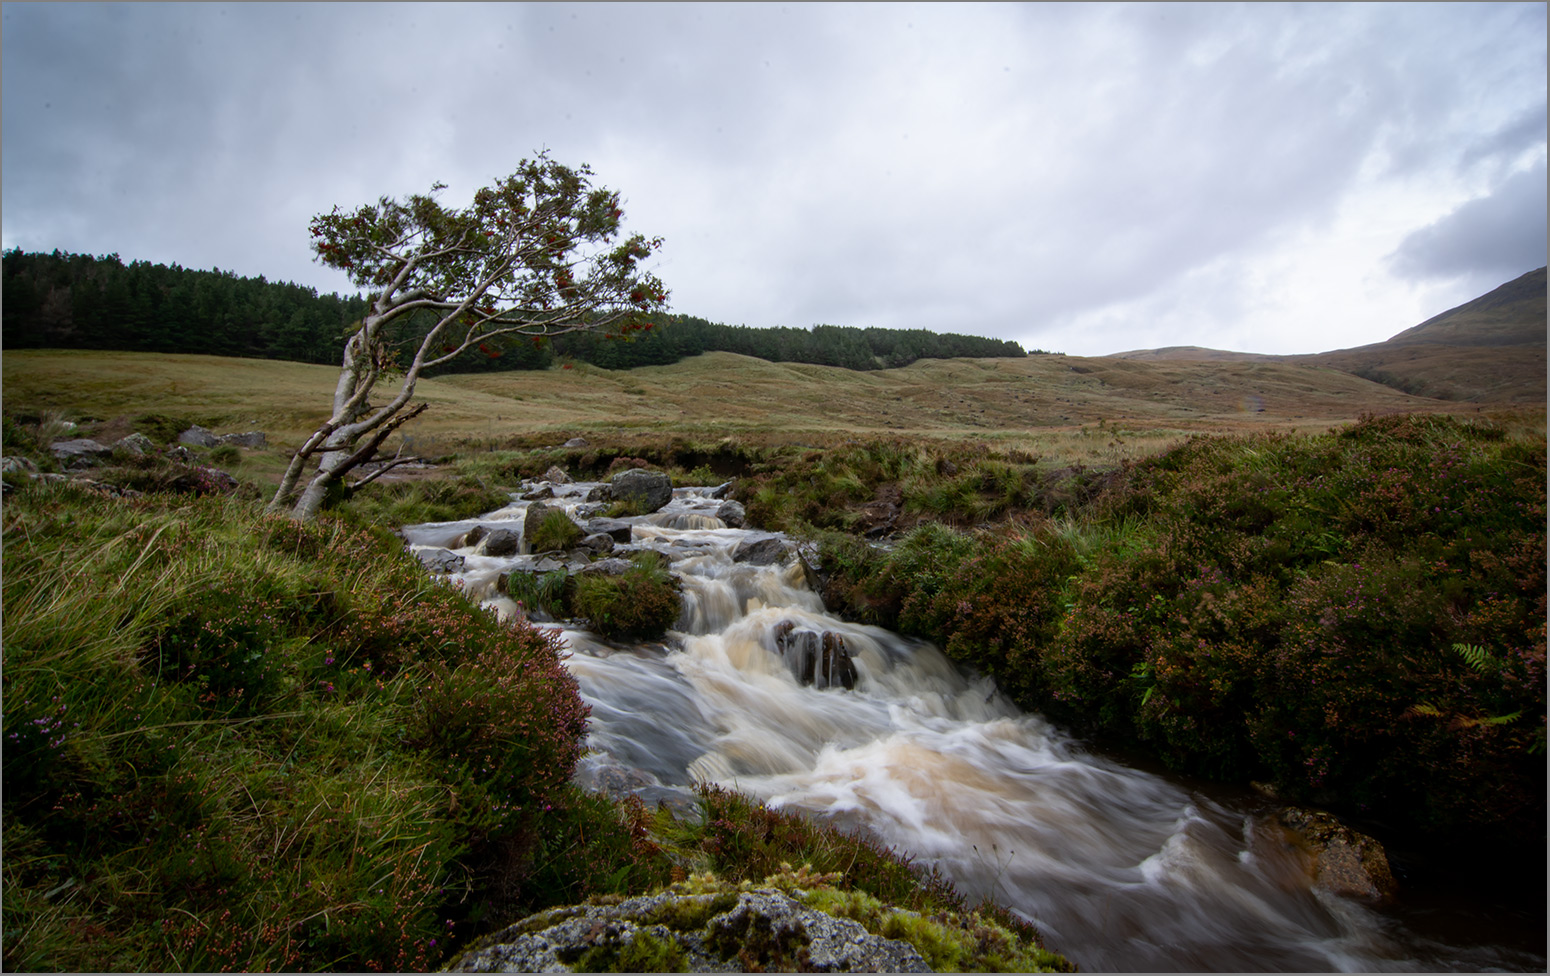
{"left": 4, "top": 349, "right": 1541, "bottom": 480}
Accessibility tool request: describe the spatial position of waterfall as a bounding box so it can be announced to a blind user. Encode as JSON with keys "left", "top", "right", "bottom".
{"left": 404, "top": 481, "right": 1545, "bottom": 973}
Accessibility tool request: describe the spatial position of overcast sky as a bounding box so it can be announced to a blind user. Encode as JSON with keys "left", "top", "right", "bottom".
{"left": 3, "top": 2, "right": 1544, "bottom": 356}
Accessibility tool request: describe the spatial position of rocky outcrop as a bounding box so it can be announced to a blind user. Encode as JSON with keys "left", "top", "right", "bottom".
{"left": 219, "top": 431, "right": 265, "bottom": 449}
{"left": 446, "top": 888, "right": 930, "bottom": 973}
{"left": 50, "top": 438, "right": 114, "bottom": 470}
{"left": 610, "top": 468, "right": 673, "bottom": 514}
{"left": 178, "top": 425, "right": 221, "bottom": 448}
{"left": 114, "top": 432, "right": 155, "bottom": 455}
{"left": 1257, "top": 807, "right": 1397, "bottom": 903}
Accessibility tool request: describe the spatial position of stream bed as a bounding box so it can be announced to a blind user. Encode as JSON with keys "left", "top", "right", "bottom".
{"left": 401, "top": 480, "right": 1546, "bottom": 972}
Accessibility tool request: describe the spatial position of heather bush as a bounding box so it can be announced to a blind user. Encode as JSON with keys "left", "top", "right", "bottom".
{"left": 820, "top": 415, "right": 1546, "bottom": 843}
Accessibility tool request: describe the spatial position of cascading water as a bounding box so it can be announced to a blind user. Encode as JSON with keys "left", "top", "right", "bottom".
{"left": 401, "top": 480, "right": 1546, "bottom": 973}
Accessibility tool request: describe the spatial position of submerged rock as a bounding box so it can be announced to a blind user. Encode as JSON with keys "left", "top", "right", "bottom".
{"left": 772, "top": 620, "right": 857, "bottom": 690}
{"left": 446, "top": 888, "right": 930, "bottom": 973}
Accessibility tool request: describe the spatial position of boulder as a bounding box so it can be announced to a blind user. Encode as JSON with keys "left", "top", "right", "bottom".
{"left": 733, "top": 536, "right": 789, "bottom": 566}
{"left": 610, "top": 468, "right": 673, "bottom": 514}
{"left": 50, "top": 438, "right": 114, "bottom": 470}
{"left": 522, "top": 484, "right": 555, "bottom": 501}
{"left": 563, "top": 437, "right": 589, "bottom": 448}
{"left": 177, "top": 425, "right": 220, "bottom": 448}
{"left": 446, "top": 887, "right": 930, "bottom": 973}
{"left": 414, "top": 548, "right": 466, "bottom": 574}
{"left": 715, "top": 499, "right": 746, "bottom": 528}
{"left": 461, "top": 525, "right": 488, "bottom": 549}
{"left": 479, "top": 528, "right": 523, "bottom": 558}
{"left": 163, "top": 445, "right": 195, "bottom": 464}
{"left": 114, "top": 432, "right": 156, "bottom": 455}
{"left": 543, "top": 465, "right": 573, "bottom": 484}
{"left": 1261, "top": 807, "right": 1397, "bottom": 903}
{"left": 218, "top": 431, "right": 266, "bottom": 449}
{"left": 580, "top": 532, "right": 616, "bottom": 555}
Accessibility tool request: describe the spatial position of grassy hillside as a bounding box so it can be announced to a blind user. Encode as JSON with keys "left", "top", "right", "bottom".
{"left": 3, "top": 346, "right": 1498, "bottom": 476}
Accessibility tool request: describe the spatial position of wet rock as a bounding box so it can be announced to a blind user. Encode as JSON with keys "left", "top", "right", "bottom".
{"left": 479, "top": 528, "right": 523, "bottom": 557}
{"left": 114, "top": 432, "right": 156, "bottom": 455}
{"left": 708, "top": 481, "right": 734, "bottom": 500}
{"left": 585, "top": 517, "right": 636, "bottom": 544}
{"left": 446, "top": 888, "right": 929, "bottom": 973}
{"left": 610, "top": 468, "right": 673, "bottom": 514}
{"left": 415, "top": 547, "right": 465, "bottom": 574}
{"left": 580, "top": 532, "right": 615, "bottom": 555}
{"left": 218, "top": 431, "right": 266, "bottom": 449}
{"left": 461, "top": 525, "right": 488, "bottom": 548}
{"left": 577, "top": 557, "right": 636, "bottom": 578}
{"left": 733, "top": 536, "right": 789, "bottom": 566}
{"left": 50, "top": 438, "right": 113, "bottom": 470}
{"left": 521, "top": 484, "right": 555, "bottom": 501}
{"left": 177, "top": 425, "right": 220, "bottom": 448}
{"left": 543, "top": 465, "right": 573, "bottom": 484}
{"left": 1263, "top": 807, "right": 1397, "bottom": 903}
{"left": 773, "top": 621, "right": 857, "bottom": 690}
{"left": 525, "top": 501, "right": 585, "bottom": 553}
{"left": 715, "top": 499, "right": 746, "bottom": 528}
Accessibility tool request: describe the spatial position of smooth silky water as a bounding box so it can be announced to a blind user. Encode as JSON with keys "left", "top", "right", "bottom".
{"left": 402, "top": 483, "right": 1546, "bottom": 972}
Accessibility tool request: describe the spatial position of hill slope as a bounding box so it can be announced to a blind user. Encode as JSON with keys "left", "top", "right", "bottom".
{"left": 1106, "top": 268, "right": 1546, "bottom": 403}
{"left": 1292, "top": 268, "right": 1546, "bottom": 403}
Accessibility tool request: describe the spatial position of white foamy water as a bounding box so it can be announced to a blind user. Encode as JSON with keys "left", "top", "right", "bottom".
{"left": 405, "top": 482, "right": 1545, "bottom": 972}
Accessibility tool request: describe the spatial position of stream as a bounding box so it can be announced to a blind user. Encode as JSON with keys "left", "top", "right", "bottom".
{"left": 400, "top": 479, "right": 1546, "bottom": 972}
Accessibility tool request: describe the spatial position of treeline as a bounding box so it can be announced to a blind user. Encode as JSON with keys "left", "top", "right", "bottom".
{"left": 2, "top": 248, "right": 1030, "bottom": 371}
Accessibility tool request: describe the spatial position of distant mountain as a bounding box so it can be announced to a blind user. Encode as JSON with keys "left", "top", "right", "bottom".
{"left": 1107, "top": 345, "right": 1279, "bottom": 363}
{"left": 1108, "top": 268, "right": 1546, "bottom": 403}
{"left": 1295, "top": 267, "right": 1546, "bottom": 403}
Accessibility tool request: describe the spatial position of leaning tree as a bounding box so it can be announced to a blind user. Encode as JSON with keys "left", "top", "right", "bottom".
{"left": 268, "top": 155, "right": 668, "bottom": 519}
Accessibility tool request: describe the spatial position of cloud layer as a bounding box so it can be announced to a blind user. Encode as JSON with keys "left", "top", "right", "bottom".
{"left": 3, "top": 2, "right": 1544, "bottom": 356}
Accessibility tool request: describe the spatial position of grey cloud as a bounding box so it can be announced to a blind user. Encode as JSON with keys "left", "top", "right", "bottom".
{"left": 1388, "top": 160, "right": 1548, "bottom": 285}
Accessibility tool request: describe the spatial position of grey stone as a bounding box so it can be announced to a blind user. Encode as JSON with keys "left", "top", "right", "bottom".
{"left": 580, "top": 533, "right": 615, "bottom": 554}
{"left": 178, "top": 425, "right": 220, "bottom": 447}
{"left": 522, "top": 485, "right": 555, "bottom": 501}
{"left": 733, "top": 536, "right": 789, "bottom": 566}
{"left": 50, "top": 438, "right": 114, "bottom": 470}
{"left": 2, "top": 456, "right": 40, "bottom": 477}
{"left": 714, "top": 500, "right": 746, "bottom": 528}
{"left": 585, "top": 518, "right": 635, "bottom": 544}
{"left": 543, "top": 465, "right": 573, "bottom": 484}
{"left": 414, "top": 548, "right": 466, "bottom": 574}
{"left": 563, "top": 437, "right": 589, "bottom": 448}
{"left": 218, "top": 431, "right": 266, "bottom": 449}
{"left": 610, "top": 468, "right": 673, "bottom": 514}
{"left": 164, "top": 445, "right": 195, "bottom": 464}
{"left": 446, "top": 888, "right": 930, "bottom": 973}
{"left": 479, "top": 528, "right": 523, "bottom": 557}
{"left": 114, "top": 432, "right": 156, "bottom": 455}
